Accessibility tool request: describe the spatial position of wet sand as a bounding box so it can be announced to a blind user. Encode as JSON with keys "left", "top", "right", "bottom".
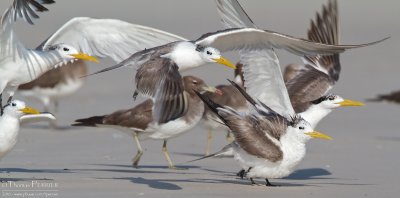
{"left": 1, "top": 0, "right": 399, "bottom": 197}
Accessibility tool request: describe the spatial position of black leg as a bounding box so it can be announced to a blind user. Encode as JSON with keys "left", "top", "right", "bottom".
{"left": 0, "top": 93, "right": 3, "bottom": 115}
{"left": 250, "top": 178, "right": 256, "bottom": 185}
{"left": 132, "top": 90, "right": 139, "bottom": 101}
{"left": 7, "top": 96, "right": 13, "bottom": 103}
{"left": 265, "top": 179, "right": 278, "bottom": 187}
{"left": 236, "top": 169, "right": 246, "bottom": 179}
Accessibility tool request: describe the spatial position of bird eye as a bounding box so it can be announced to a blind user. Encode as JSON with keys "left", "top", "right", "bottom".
{"left": 11, "top": 103, "right": 16, "bottom": 107}
{"left": 328, "top": 96, "right": 335, "bottom": 101}
{"left": 299, "top": 126, "right": 304, "bottom": 130}
{"left": 206, "top": 51, "right": 212, "bottom": 55}
{"left": 192, "top": 80, "right": 198, "bottom": 84}
{"left": 63, "top": 47, "right": 69, "bottom": 52}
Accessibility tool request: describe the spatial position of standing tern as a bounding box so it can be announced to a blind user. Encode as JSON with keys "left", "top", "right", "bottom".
{"left": 196, "top": 81, "right": 332, "bottom": 186}
{"left": 73, "top": 76, "right": 220, "bottom": 169}
{"left": 18, "top": 60, "right": 87, "bottom": 128}
{"left": 0, "top": 100, "right": 54, "bottom": 160}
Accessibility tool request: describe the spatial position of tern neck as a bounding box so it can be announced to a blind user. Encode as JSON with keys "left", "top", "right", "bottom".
{"left": 165, "top": 42, "right": 205, "bottom": 71}
{"left": 279, "top": 130, "right": 307, "bottom": 171}
{"left": 0, "top": 114, "right": 20, "bottom": 135}
{"left": 299, "top": 105, "right": 332, "bottom": 128}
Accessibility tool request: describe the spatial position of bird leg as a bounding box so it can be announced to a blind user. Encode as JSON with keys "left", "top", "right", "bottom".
{"left": 54, "top": 100, "right": 59, "bottom": 114}
{"left": 162, "top": 140, "right": 174, "bottom": 169}
{"left": 162, "top": 140, "right": 185, "bottom": 170}
{"left": 250, "top": 178, "right": 256, "bottom": 185}
{"left": 132, "top": 90, "right": 139, "bottom": 101}
{"left": 6, "top": 95, "right": 13, "bottom": 103}
{"left": 226, "top": 131, "right": 234, "bottom": 143}
{"left": 265, "top": 179, "right": 278, "bottom": 187}
{"left": 132, "top": 132, "right": 144, "bottom": 168}
{"left": 0, "top": 93, "right": 3, "bottom": 115}
{"left": 49, "top": 100, "right": 59, "bottom": 129}
{"left": 205, "top": 128, "right": 212, "bottom": 156}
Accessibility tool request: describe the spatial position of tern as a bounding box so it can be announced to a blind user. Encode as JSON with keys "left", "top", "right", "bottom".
{"left": 196, "top": 81, "right": 332, "bottom": 186}
{"left": 0, "top": 0, "right": 98, "bottom": 114}
{"left": 73, "top": 76, "right": 220, "bottom": 169}
{"left": 0, "top": 100, "right": 54, "bottom": 160}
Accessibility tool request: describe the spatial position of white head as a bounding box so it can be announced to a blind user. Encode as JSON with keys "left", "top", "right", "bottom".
{"left": 196, "top": 45, "right": 236, "bottom": 68}
{"left": 287, "top": 116, "right": 332, "bottom": 143}
{"left": 310, "top": 94, "right": 365, "bottom": 109}
{"left": 2, "top": 100, "right": 40, "bottom": 118}
{"left": 47, "top": 44, "right": 98, "bottom": 66}
{"left": 164, "top": 42, "right": 235, "bottom": 71}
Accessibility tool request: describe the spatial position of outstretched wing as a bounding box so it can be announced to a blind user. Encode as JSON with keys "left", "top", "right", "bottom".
{"left": 239, "top": 49, "right": 295, "bottom": 117}
{"left": 215, "top": 0, "right": 257, "bottom": 29}
{"left": 214, "top": 0, "right": 294, "bottom": 117}
{"left": 195, "top": 28, "right": 387, "bottom": 56}
{"left": 38, "top": 17, "right": 188, "bottom": 62}
{"left": 304, "top": 0, "right": 341, "bottom": 82}
{"left": 0, "top": 0, "right": 54, "bottom": 62}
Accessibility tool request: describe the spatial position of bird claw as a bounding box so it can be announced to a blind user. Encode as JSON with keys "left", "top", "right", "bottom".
{"left": 236, "top": 169, "right": 246, "bottom": 179}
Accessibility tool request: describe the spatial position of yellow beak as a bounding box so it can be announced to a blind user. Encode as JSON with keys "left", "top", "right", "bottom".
{"left": 336, "top": 99, "right": 365, "bottom": 107}
{"left": 19, "top": 107, "right": 40, "bottom": 115}
{"left": 71, "top": 53, "right": 99, "bottom": 63}
{"left": 305, "top": 131, "right": 332, "bottom": 140}
{"left": 212, "top": 56, "right": 236, "bottom": 69}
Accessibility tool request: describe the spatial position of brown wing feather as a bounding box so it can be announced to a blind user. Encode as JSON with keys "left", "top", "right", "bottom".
{"left": 136, "top": 58, "right": 186, "bottom": 124}
{"left": 221, "top": 113, "right": 284, "bottom": 162}
{"left": 286, "top": 65, "right": 332, "bottom": 113}
{"left": 283, "top": 64, "right": 303, "bottom": 83}
{"left": 103, "top": 100, "right": 153, "bottom": 130}
{"left": 18, "top": 60, "right": 86, "bottom": 89}
{"left": 73, "top": 99, "right": 154, "bottom": 130}
{"left": 203, "top": 84, "right": 246, "bottom": 118}
{"left": 305, "top": 0, "right": 341, "bottom": 82}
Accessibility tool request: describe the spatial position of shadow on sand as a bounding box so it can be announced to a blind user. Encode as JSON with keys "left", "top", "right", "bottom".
{"left": 285, "top": 168, "right": 332, "bottom": 180}
{"left": 0, "top": 168, "right": 73, "bottom": 174}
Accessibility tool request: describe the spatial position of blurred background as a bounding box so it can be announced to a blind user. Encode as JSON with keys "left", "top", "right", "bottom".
{"left": 0, "top": 0, "right": 399, "bottom": 197}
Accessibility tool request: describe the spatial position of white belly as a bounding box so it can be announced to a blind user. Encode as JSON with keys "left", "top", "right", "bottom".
{"left": 19, "top": 78, "right": 84, "bottom": 103}
{"left": 147, "top": 115, "right": 202, "bottom": 140}
{"left": 0, "top": 120, "right": 19, "bottom": 159}
{"left": 232, "top": 142, "right": 306, "bottom": 179}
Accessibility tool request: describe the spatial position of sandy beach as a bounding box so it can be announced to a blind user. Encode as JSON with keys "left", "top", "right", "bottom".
{"left": 1, "top": 0, "right": 400, "bottom": 197}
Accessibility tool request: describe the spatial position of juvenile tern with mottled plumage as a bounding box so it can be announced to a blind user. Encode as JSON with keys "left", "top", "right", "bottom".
{"left": 73, "top": 76, "right": 220, "bottom": 169}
